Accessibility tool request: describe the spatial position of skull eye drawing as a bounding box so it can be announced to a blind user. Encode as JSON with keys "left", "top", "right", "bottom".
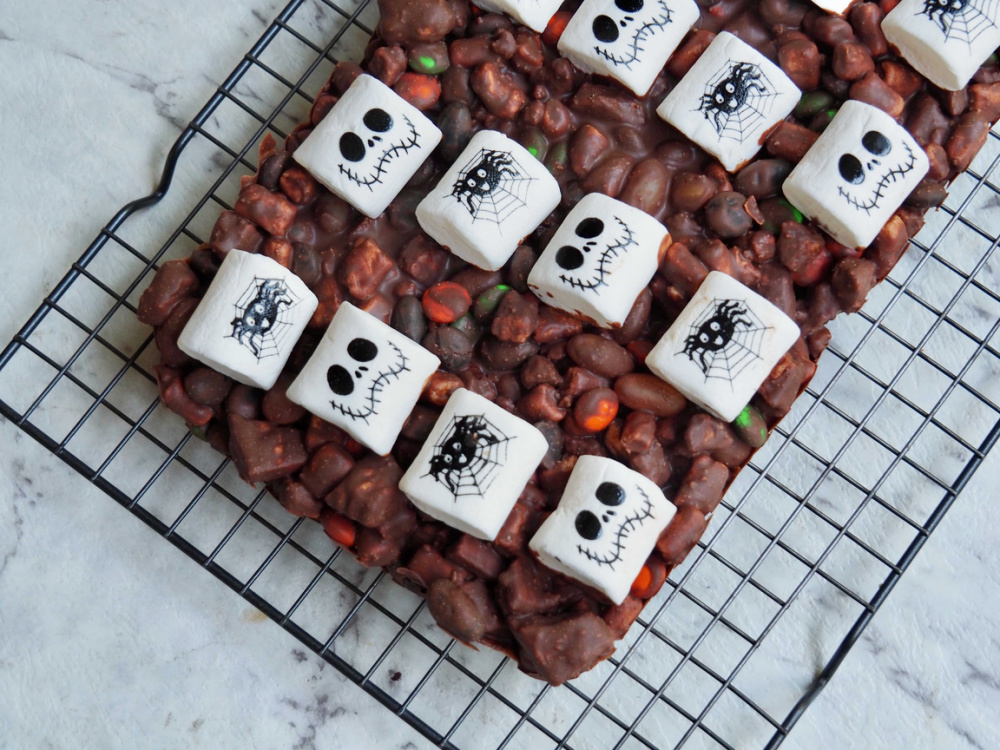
{"left": 337, "top": 106, "right": 420, "bottom": 191}
{"left": 575, "top": 481, "right": 654, "bottom": 569}
{"left": 678, "top": 298, "right": 770, "bottom": 384}
{"left": 591, "top": 0, "right": 673, "bottom": 70}
{"left": 326, "top": 336, "right": 410, "bottom": 422}
{"left": 698, "top": 60, "right": 777, "bottom": 142}
{"left": 555, "top": 215, "right": 635, "bottom": 293}
{"left": 230, "top": 277, "right": 298, "bottom": 360}
{"left": 836, "top": 128, "right": 917, "bottom": 214}
{"left": 449, "top": 148, "right": 534, "bottom": 227}
{"left": 425, "top": 414, "right": 512, "bottom": 498}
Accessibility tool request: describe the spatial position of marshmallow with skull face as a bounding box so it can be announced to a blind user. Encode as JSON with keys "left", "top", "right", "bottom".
{"left": 400, "top": 388, "right": 549, "bottom": 540}
{"left": 529, "top": 455, "right": 675, "bottom": 605}
{"left": 291, "top": 74, "right": 442, "bottom": 219}
{"left": 882, "top": 0, "right": 1000, "bottom": 91}
{"left": 177, "top": 249, "right": 317, "bottom": 390}
{"left": 782, "top": 100, "right": 929, "bottom": 249}
{"left": 557, "top": 0, "right": 700, "bottom": 96}
{"left": 415, "top": 129, "right": 561, "bottom": 271}
{"left": 656, "top": 32, "right": 801, "bottom": 172}
{"left": 285, "top": 302, "right": 440, "bottom": 455}
{"left": 645, "top": 271, "right": 800, "bottom": 422}
{"left": 469, "top": 0, "right": 564, "bottom": 32}
{"left": 527, "top": 192, "right": 669, "bottom": 329}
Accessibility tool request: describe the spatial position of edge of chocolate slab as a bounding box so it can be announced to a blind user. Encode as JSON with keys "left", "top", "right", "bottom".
{"left": 136, "top": 0, "right": 1000, "bottom": 685}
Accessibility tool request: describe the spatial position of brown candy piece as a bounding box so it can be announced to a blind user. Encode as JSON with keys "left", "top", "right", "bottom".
{"left": 228, "top": 414, "right": 308, "bottom": 484}
{"left": 138, "top": 261, "right": 199, "bottom": 326}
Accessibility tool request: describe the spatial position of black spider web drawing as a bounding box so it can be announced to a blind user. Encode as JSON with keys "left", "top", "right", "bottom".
{"left": 676, "top": 298, "right": 770, "bottom": 388}
{"left": 424, "top": 413, "right": 513, "bottom": 499}
{"left": 697, "top": 60, "right": 778, "bottom": 143}
{"left": 450, "top": 148, "right": 535, "bottom": 230}
{"left": 918, "top": 0, "right": 999, "bottom": 46}
{"left": 228, "top": 276, "right": 300, "bottom": 361}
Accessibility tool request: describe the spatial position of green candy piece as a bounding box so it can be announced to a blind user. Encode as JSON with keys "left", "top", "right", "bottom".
{"left": 473, "top": 285, "right": 511, "bottom": 321}
{"left": 451, "top": 313, "right": 481, "bottom": 343}
{"left": 777, "top": 198, "right": 805, "bottom": 224}
{"left": 520, "top": 128, "right": 548, "bottom": 162}
{"left": 545, "top": 140, "right": 568, "bottom": 176}
{"left": 733, "top": 405, "right": 768, "bottom": 448}
{"left": 794, "top": 91, "right": 834, "bottom": 119}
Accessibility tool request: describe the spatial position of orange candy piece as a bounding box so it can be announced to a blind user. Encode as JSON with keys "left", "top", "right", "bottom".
{"left": 574, "top": 387, "right": 619, "bottom": 433}
{"left": 422, "top": 281, "right": 472, "bottom": 323}
{"left": 630, "top": 556, "right": 667, "bottom": 599}
{"left": 542, "top": 11, "right": 571, "bottom": 47}
{"left": 321, "top": 509, "right": 357, "bottom": 549}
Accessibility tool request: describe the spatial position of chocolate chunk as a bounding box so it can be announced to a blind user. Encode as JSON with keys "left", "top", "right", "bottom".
{"left": 428, "top": 579, "right": 502, "bottom": 643}
{"left": 228, "top": 414, "right": 308, "bottom": 484}
{"left": 510, "top": 611, "right": 617, "bottom": 686}
{"left": 138, "top": 261, "right": 199, "bottom": 326}
{"left": 325, "top": 455, "right": 408, "bottom": 528}
{"left": 673, "top": 454, "right": 729, "bottom": 516}
{"left": 299, "top": 442, "right": 355, "bottom": 498}
{"left": 448, "top": 535, "right": 505, "bottom": 580}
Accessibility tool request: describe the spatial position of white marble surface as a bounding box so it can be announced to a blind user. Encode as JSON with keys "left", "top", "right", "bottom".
{"left": 1, "top": 2, "right": 999, "bottom": 749}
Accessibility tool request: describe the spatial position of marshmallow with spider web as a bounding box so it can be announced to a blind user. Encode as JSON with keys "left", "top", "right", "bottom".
{"left": 292, "top": 74, "right": 441, "bottom": 218}
{"left": 782, "top": 100, "right": 929, "bottom": 250}
{"left": 527, "top": 192, "right": 669, "bottom": 329}
{"left": 557, "top": 0, "right": 700, "bottom": 96}
{"left": 469, "top": 0, "right": 564, "bottom": 32}
{"left": 177, "top": 249, "right": 317, "bottom": 390}
{"left": 400, "top": 388, "right": 548, "bottom": 540}
{"left": 415, "top": 129, "right": 560, "bottom": 271}
{"left": 645, "top": 272, "right": 799, "bottom": 422}
{"left": 883, "top": 0, "right": 1000, "bottom": 90}
{"left": 286, "top": 302, "right": 440, "bottom": 455}
{"left": 529, "top": 455, "right": 675, "bottom": 605}
{"left": 656, "top": 32, "right": 800, "bottom": 172}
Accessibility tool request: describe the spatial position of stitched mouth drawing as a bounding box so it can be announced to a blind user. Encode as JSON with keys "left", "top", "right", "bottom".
{"left": 593, "top": 0, "right": 673, "bottom": 69}
{"left": 338, "top": 115, "right": 420, "bottom": 191}
{"left": 576, "top": 484, "right": 654, "bottom": 570}
{"left": 556, "top": 217, "right": 636, "bottom": 293}
{"left": 327, "top": 339, "right": 411, "bottom": 423}
{"left": 836, "top": 134, "right": 917, "bottom": 215}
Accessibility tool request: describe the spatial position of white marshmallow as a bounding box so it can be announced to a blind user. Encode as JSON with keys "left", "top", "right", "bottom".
{"left": 806, "top": 0, "right": 859, "bottom": 16}
{"left": 285, "top": 302, "right": 439, "bottom": 455}
{"left": 415, "top": 130, "right": 560, "bottom": 271}
{"left": 782, "top": 100, "right": 929, "bottom": 249}
{"left": 469, "top": 0, "right": 564, "bottom": 32}
{"left": 292, "top": 74, "right": 442, "bottom": 219}
{"left": 177, "top": 250, "right": 317, "bottom": 390}
{"left": 882, "top": 0, "right": 1000, "bottom": 91}
{"left": 529, "top": 455, "right": 675, "bottom": 605}
{"left": 558, "top": 0, "right": 700, "bottom": 96}
{"left": 527, "top": 192, "right": 668, "bottom": 329}
{"left": 645, "top": 271, "right": 799, "bottom": 422}
{"left": 656, "top": 32, "right": 801, "bottom": 172}
{"left": 400, "top": 389, "right": 548, "bottom": 540}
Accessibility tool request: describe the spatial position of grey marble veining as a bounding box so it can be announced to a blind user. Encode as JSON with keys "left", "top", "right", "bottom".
{"left": 1, "top": 1, "right": 998, "bottom": 749}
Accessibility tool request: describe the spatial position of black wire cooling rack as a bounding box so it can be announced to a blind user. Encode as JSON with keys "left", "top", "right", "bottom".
{"left": 3, "top": 1, "right": 1000, "bottom": 747}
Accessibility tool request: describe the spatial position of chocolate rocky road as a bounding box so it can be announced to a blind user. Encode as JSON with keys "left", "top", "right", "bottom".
{"left": 137, "top": 0, "right": 1000, "bottom": 685}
